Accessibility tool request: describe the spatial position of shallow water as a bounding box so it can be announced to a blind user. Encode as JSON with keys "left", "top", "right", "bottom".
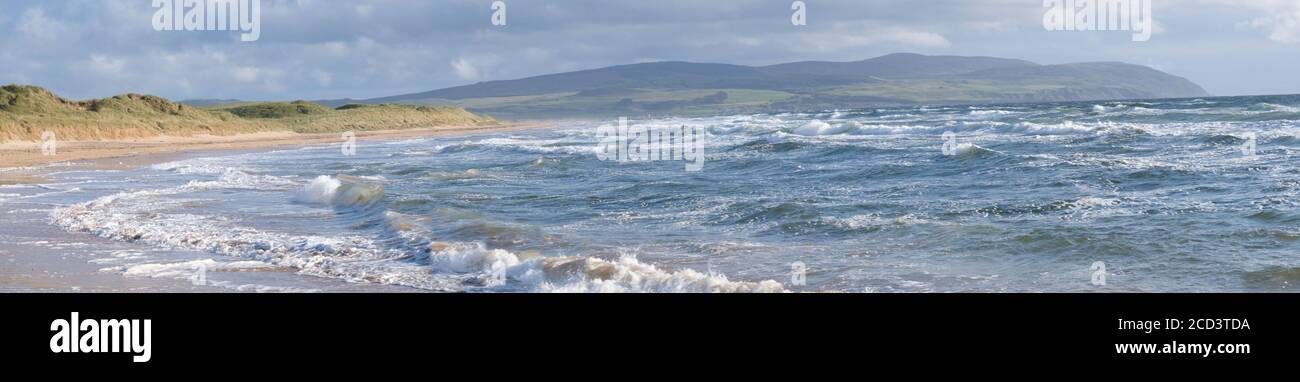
{"left": 5, "top": 94, "right": 1300, "bottom": 292}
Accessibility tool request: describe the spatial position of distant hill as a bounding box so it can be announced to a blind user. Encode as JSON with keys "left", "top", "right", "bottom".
{"left": 0, "top": 85, "right": 496, "bottom": 142}
{"left": 758, "top": 53, "right": 1038, "bottom": 78}
{"left": 336, "top": 53, "right": 1210, "bottom": 119}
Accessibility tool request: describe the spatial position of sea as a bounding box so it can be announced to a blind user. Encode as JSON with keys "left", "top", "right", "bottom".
{"left": 4, "top": 94, "right": 1300, "bottom": 292}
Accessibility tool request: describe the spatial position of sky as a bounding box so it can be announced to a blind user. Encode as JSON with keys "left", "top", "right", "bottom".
{"left": 1, "top": 0, "right": 1298, "bottom": 101}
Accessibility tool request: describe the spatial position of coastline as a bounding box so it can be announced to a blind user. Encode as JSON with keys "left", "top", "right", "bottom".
{"left": 0, "top": 122, "right": 551, "bottom": 184}
{"left": 0, "top": 121, "right": 553, "bottom": 293}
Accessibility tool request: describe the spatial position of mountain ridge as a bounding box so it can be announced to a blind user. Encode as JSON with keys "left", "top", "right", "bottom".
{"left": 331, "top": 53, "right": 1208, "bottom": 119}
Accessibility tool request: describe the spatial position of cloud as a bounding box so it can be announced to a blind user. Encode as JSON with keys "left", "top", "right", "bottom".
{"left": 1201, "top": 0, "right": 1300, "bottom": 43}
{"left": 85, "top": 54, "right": 127, "bottom": 76}
{"left": 1, "top": 0, "right": 1298, "bottom": 99}
{"left": 232, "top": 67, "right": 260, "bottom": 83}
{"left": 875, "top": 28, "right": 952, "bottom": 47}
{"left": 15, "top": 6, "right": 74, "bottom": 50}
{"left": 1246, "top": 4, "right": 1300, "bottom": 43}
{"left": 795, "top": 25, "right": 950, "bottom": 52}
{"left": 451, "top": 58, "right": 481, "bottom": 81}
{"left": 311, "top": 69, "right": 333, "bottom": 86}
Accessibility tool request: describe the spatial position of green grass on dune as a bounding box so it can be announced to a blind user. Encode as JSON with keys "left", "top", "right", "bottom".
{"left": 216, "top": 100, "right": 334, "bottom": 118}
{"left": 0, "top": 85, "right": 498, "bottom": 142}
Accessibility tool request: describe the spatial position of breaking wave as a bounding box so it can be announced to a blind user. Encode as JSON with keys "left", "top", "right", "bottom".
{"left": 50, "top": 170, "right": 784, "bottom": 293}
{"left": 28, "top": 93, "right": 1300, "bottom": 293}
{"left": 295, "top": 175, "right": 386, "bottom": 208}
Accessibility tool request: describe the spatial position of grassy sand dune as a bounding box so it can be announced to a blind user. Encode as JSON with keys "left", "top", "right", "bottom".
{"left": 0, "top": 85, "right": 498, "bottom": 142}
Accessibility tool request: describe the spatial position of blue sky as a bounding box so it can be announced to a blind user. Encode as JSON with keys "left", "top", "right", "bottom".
{"left": 2, "top": 0, "right": 1298, "bottom": 101}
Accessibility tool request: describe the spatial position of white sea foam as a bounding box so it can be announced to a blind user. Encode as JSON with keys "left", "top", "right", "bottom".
{"left": 968, "top": 109, "right": 1019, "bottom": 119}
{"left": 793, "top": 120, "right": 854, "bottom": 136}
{"left": 825, "top": 214, "right": 930, "bottom": 230}
{"left": 105, "top": 259, "right": 275, "bottom": 278}
{"left": 949, "top": 142, "right": 989, "bottom": 156}
{"left": 120, "top": 261, "right": 315, "bottom": 293}
{"left": 150, "top": 160, "right": 230, "bottom": 175}
{"left": 425, "top": 241, "right": 786, "bottom": 293}
{"left": 295, "top": 175, "right": 384, "bottom": 208}
{"left": 296, "top": 175, "right": 343, "bottom": 204}
{"left": 471, "top": 137, "right": 597, "bottom": 155}
{"left": 848, "top": 123, "right": 937, "bottom": 135}
{"left": 1012, "top": 120, "right": 1104, "bottom": 135}
{"left": 1249, "top": 103, "right": 1300, "bottom": 113}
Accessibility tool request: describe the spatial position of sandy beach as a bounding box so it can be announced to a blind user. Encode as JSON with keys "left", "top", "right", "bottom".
{"left": 0, "top": 123, "right": 550, "bottom": 184}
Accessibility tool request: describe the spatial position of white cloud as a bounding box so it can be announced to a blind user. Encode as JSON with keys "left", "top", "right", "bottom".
{"left": 1202, "top": 0, "right": 1300, "bottom": 43}
{"left": 311, "top": 70, "right": 334, "bottom": 86}
{"left": 877, "top": 28, "right": 952, "bottom": 47}
{"left": 232, "top": 67, "right": 260, "bottom": 83}
{"left": 15, "top": 7, "right": 72, "bottom": 48}
{"left": 313, "top": 41, "right": 351, "bottom": 57}
{"left": 796, "top": 24, "right": 950, "bottom": 52}
{"left": 1249, "top": 7, "right": 1300, "bottom": 43}
{"left": 354, "top": 4, "right": 374, "bottom": 17}
{"left": 451, "top": 58, "right": 481, "bottom": 81}
{"left": 85, "top": 54, "right": 126, "bottom": 75}
{"left": 4, "top": 0, "right": 1300, "bottom": 99}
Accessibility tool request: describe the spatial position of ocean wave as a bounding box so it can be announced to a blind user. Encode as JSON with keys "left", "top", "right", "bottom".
{"left": 1248, "top": 102, "right": 1300, "bottom": 113}
{"left": 793, "top": 120, "right": 853, "bottom": 136}
{"left": 150, "top": 160, "right": 231, "bottom": 175}
{"left": 215, "top": 168, "right": 300, "bottom": 190}
{"left": 1012, "top": 120, "right": 1106, "bottom": 135}
{"left": 467, "top": 137, "right": 597, "bottom": 155}
{"left": 1195, "top": 134, "right": 1250, "bottom": 146}
{"left": 967, "top": 109, "right": 1019, "bottom": 119}
{"left": 295, "top": 175, "right": 385, "bottom": 208}
{"left": 788, "top": 120, "right": 1106, "bottom": 137}
{"left": 52, "top": 172, "right": 782, "bottom": 293}
{"left": 425, "top": 168, "right": 487, "bottom": 181}
{"left": 849, "top": 123, "right": 942, "bottom": 135}
{"left": 50, "top": 170, "right": 439, "bottom": 284}
{"left": 53, "top": 185, "right": 471, "bottom": 291}
{"left": 821, "top": 214, "right": 930, "bottom": 231}
{"left": 945, "top": 143, "right": 1000, "bottom": 158}
{"left": 424, "top": 241, "right": 786, "bottom": 293}
{"left": 1242, "top": 266, "right": 1300, "bottom": 288}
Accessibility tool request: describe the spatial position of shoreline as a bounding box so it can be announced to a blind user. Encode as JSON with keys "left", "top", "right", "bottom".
{"left": 0, "top": 122, "right": 553, "bottom": 293}
{"left": 0, "top": 123, "right": 551, "bottom": 184}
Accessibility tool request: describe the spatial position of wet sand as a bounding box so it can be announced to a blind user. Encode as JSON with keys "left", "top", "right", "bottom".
{"left": 0, "top": 123, "right": 549, "bottom": 176}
